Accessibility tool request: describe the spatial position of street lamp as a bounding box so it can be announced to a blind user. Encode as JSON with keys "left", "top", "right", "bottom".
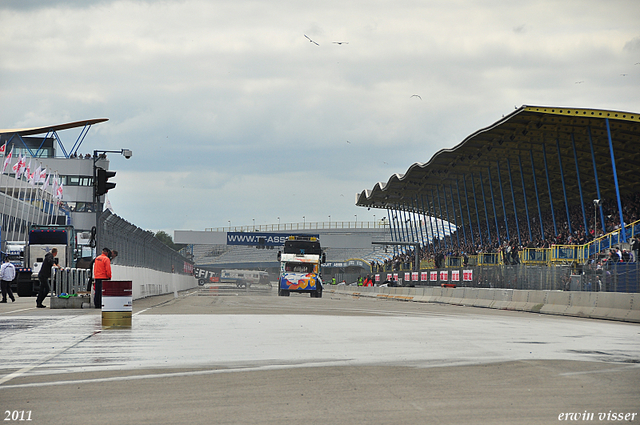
{"left": 303, "top": 216, "right": 305, "bottom": 228}
{"left": 252, "top": 218, "right": 255, "bottom": 231}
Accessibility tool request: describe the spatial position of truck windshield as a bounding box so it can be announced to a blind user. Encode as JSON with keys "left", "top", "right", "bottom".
{"left": 284, "top": 263, "right": 315, "bottom": 273}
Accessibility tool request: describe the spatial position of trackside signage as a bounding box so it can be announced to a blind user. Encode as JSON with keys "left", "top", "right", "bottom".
{"left": 226, "top": 232, "right": 319, "bottom": 246}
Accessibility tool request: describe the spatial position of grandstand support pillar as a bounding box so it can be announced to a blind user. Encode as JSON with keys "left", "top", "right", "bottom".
{"left": 419, "top": 195, "right": 432, "bottom": 253}
{"left": 448, "top": 185, "right": 461, "bottom": 247}
{"left": 542, "top": 143, "right": 558, "bottom": 236}
{"left": 496, "top": 161, "right": 511, "bottom": 242}
{"left": 507, "top": 158, "right": 521, "bottom": 245}
{"left": 556, "top": 137, "right": 572, "bottom": 235}
{"left": 486, "top": 168, "right": 501, "bottom": 245}
{"left": 470, "top": 174, "right": 484, "bottom": 245}
{"left": 605, "top": 118, "right": 626, "bottom": 242}
{"left": 434, "top": 187, "right": 447, "bottom": 249}
{"left": 389, "top": 209, "right": 399, "bottom": 256}
{"left": 423, "top": 194, "right": 437, "bottom": 251}
{"left": 455, "top": 180, "right": 469, "bottom": 247}
{"left": 461, "top": 176, "right": 476, "bottom": 247}
{"left": 412, "top": 197, "right": 426, "bottom": 250}
{"left": 518, "top": 155, "right": 533, "bottom": 242}
{"left": 387, "top": 209, "right": 397, "bottom": 256}
{"left": 530, "top": 150, "right": 545, "bottom": 240}
{"left": 588, "top": 126, "right": 606, "bottom": 234}
{"left": 478, "top": 172, "right": 493, "bottom": 244}
{"left": 571, "top": 133, "right": 589, "bottom": 235}
{"left": 442, "top": 185, "right": 455, "bottom": 248}
{"left": 398, "top": 208, "right": 408, "bottom": 243}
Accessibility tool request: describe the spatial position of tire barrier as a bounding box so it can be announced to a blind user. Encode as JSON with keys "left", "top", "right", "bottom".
{"left": 328, "top": 286, "right": 640, "bottom": 323}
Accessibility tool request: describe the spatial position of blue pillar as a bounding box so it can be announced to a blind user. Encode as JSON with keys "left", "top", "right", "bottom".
{"left": 588, "top": 127, "right": 605, "bottom": 234}
{"left": 496, "top": 161, "right": 511, "bottom": 241}
{"left": 461, "top": 176, "right": 476, "bottom": 247}
{"left": 486, "top": 168, "right": 501, "bottom": 244}
{"left": 556, "top": 137, "right": 572, "bottom": 235}
{"left": 431, "top": 188, "right": 444, "bottom": 249}
{"left": 424, "top": 193, "right": 437, "bottom": 251}
{"left": 478, "top": 172, "right": 493, "bottom": 245}
{"left": 411, "top": 195, "right": 428, "bottom": 250}
{"left": 449, "top": 185, "right": 461, "bottom": 247}
{"left": 530, "top": 150, "right": 545, "bottom": 240}
{"left": 507, "top": 158, "right": 521, "bottom": 245}
{"left": 606, "top": 118, "right": 626, "bottom": 242}
{"left": 518, "top": 155, "right": 533, "bottom": 242}
{"left": 542, "top": 143, "right": 558, "bottom": 236}
{"left": 456, "top": 179, "right": 470, "bottom": 247}
{"left": 571, "top": 133, "right": 588, "bottom": 234}
{"left": 440, "top": 185, "right": 454, "bottom": 249}
{"left": 469, "top": 174, "right": 484, "bottom": 246}
{"left": 387, "top": 209, "right": 397, "bottom": 255}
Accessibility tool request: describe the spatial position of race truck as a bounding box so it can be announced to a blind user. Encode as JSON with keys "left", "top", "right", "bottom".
{"left": 194, "top": 267, "right": 219, "bottom": 286}
{"left": 277, "top": 235, "right": 325, "bottom": 298}
{"left": 14, "top": 225, "right": 77, "bottom": 297}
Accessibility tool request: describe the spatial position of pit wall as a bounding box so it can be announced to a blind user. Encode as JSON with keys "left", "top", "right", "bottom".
{"left": 325, "top": 286, "right": 640, "bottom": 323}
{"left": 111, "top": 265, "right": 197, "bottom": 301}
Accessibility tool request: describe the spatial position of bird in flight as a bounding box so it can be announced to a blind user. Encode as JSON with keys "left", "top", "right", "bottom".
{"left": 575, "top": 81, "right": 584, "bottom": 84}
{"left": 410, "top": 94, "right": 422, "bottom": 100}
{"left": 333, "top": 41, "right": 349, "bottom": 45}
{"left": 304, "top": 35, "right": 319, "bottom": 46}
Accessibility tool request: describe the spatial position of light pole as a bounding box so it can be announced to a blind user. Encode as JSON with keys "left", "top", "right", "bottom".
{"left": 277, "top": 217, "right": 280, "bottom": 230}
{"left": 93, "top": 148, "right": 132, "bottom": 251}
{"left": 252, "top": 218, "right": 255, "bottom": 231}
{"left": 303, "top": 216, "right": 305, "bottom": 228}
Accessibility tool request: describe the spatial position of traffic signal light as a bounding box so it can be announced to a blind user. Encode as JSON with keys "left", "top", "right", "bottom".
{"left": 96, "top": 167, "right": 116, "bottom": 196}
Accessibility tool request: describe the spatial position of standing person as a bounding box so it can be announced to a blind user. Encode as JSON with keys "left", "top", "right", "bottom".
{"left": 1, "top": 256, "right": 16, "bottom": 303}
{"left": 632, "top": 237, "right": 640, "bottom": 263}
{"left": 36, "top": 248, "right": 62, "bottom": 308}
{"left": 93, "top": 248, "right": 112, "bottom": 309}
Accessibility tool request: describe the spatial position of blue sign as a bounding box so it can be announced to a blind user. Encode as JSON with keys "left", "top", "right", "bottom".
{"left": 226, "top": 232, "right": 319, "bottom": 246}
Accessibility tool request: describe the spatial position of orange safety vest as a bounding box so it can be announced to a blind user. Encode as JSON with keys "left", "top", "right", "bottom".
{"left": 94, "top": 254, "right": 112, "bottom": 280}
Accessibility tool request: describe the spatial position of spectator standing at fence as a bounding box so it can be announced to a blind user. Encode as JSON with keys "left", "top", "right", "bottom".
{"left": 93, "top": 248, "right": 112, "bottom": 309}
{"left": 632, "top": 237, "right": 640, "bottom": 263}
{"left": 36, "top": 248, "right": 62, "bottom": 308}
{"left": 1, "top": 256, "right": 16, "bottom": 303}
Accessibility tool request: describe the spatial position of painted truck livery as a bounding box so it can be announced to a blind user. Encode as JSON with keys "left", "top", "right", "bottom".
{"left": 277, "top": 235, "right": 325, "bottom": 298}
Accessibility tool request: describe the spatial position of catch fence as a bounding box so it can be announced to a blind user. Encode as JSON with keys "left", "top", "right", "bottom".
{"left": 98, "top": 210, "right": 193, "bottom": 275}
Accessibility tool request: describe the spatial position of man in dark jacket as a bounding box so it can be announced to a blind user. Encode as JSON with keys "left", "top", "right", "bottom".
{"left": 36, "top": 248, "right": 62, "bottom": 308}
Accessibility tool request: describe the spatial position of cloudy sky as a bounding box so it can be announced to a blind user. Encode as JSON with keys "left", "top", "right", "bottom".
{"left": 1, "top": 0, "right": 638, "bottom": 235}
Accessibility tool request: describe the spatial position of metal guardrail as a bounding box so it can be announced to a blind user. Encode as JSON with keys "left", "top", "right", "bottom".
{"left": 51, "top": 267, "right": 91, "bottom": 295}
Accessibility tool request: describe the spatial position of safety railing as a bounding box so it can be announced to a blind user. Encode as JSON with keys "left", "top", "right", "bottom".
{"left": 521, "top": 248, "right": 549, "bottom": 265}
{"left": 476, "top": 252, "right": 503, "bottom": 266}
{"left": 51, "top": 268, "right": 91, "bottom": 296}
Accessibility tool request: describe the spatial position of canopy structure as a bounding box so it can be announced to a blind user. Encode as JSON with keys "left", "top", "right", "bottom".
{"left": 0, "top": 118, "right": 109, "bottom": 158}
{"left": 356, "top": 105, "right": 640, "bottom": 246}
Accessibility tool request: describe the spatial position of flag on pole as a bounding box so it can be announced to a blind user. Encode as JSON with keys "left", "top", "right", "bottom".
{"left": 13, "top": 155, "right": 26, "bottom": 179}
{"left": 56, "top": 181, "right": 64, "bottom": 199}
{"left": 42, "top": 173, "right": 50, "bottom": 192}
{"left": 0, "top": 141, "right": 6, "bottom": 156}
{"left": 2, "top": 147, "right": 13, "bottom": 174}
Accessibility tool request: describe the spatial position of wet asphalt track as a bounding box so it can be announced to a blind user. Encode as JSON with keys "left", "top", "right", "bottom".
{"left": 1, "top": 285, "right": 639, "bottom": 425}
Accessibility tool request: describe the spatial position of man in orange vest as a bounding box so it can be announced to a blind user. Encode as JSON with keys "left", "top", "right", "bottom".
{"left": 93, "top": 248, "right": 112, "bottom": 308}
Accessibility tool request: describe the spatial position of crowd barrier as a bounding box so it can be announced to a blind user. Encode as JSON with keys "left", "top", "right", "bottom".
{"left": 325, "top": 285, "right": 640, "bottom": 323}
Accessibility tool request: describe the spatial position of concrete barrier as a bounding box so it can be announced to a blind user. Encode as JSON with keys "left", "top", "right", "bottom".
{"left": 324, "top": 285, "right": 638, "bottom": 323}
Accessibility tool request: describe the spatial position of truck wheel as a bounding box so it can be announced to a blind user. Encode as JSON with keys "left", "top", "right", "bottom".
{"left": 278, "top": 288, "right": 289, "bottom": 297}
